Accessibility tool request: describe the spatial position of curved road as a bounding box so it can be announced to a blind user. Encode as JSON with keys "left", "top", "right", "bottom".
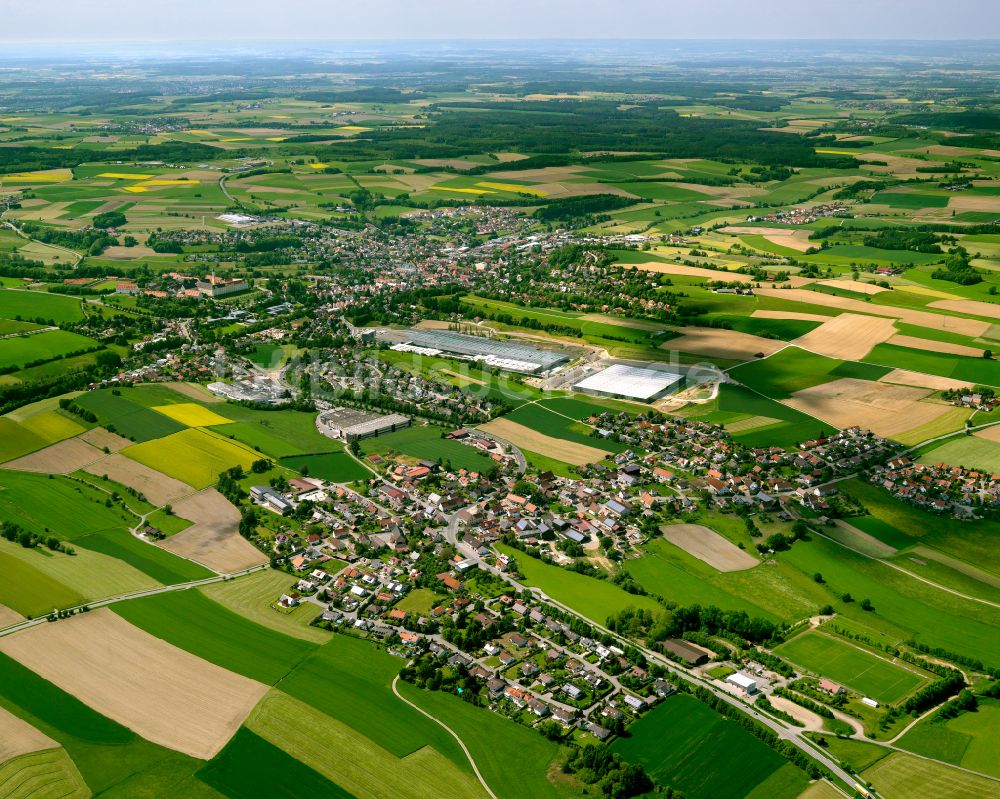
{"left": 391, "top": 675, "right": 499, "bottom": 799}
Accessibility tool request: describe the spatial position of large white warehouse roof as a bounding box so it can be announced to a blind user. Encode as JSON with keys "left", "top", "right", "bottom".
{"left": 573, "top": 363, "right": 682, "bottom": 401}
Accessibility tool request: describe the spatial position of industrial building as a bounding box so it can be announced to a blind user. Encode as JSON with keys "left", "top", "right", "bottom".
{"left": 573, "top": 363, "right": 683, "bottom": 402}
{"left": 318, "top": 407, "right": 411, "bottom": 442}
{"left": 396, "top": 329, "right": 569, "bottom": 374}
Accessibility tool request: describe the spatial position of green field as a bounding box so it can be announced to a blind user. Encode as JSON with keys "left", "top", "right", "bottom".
{"left": 73, "top": 390, "right": 186, "bottom": 442}
{"left": 0, "top": 417, "right": 47, "bottom": 461}
{"left": 279, "top": 634, "right": 470, "bottom": 768}
{"left": 729, "top": 347, "right": 843, "bottom": 399}
{"left": 111, "top": 588, "right": 316, "bottom": 685}
{"left": 775, "top": 631, "right": 928, "bottom": 704}
{"left": 74, "top": 528, "right": 212, "bottom": 584}
{"left": 864, "top": 343, "right": 1000, "bottom": 387}
{"left": 248, "top": 690, "right": 489, "bottom": 799}
{"left": 278, "top": 451, "right": 371, "bottom": 482}
{"left": 123, "top": 428, "right": 260, "bottom": 488}
{"left": 0, "top": 748, "right": 89, "bottom": 799}
{"left": 0, "top": 550, "right": 84, "bottom": 616}
{"left": 503, "top": 402, "right": 628, "bottom": 453}
{"left": 0, "top": 290, "right": 84, "bottom": 324}
{"left": 197, "top": 728, "right": 354, "bottom": 799}
{"left": 0, "top": 536, "right": 157, "bottom": 606}
{"left": 360, "top": 425, "right": 498, "bottom": 474}
{"left": 17, "top": 409, "right": 87, "bottom": 443}
{"left": 896, "top": 698, "right": 1000, "bottom": 778}
{"left": 612, "top": 693, "right": 809, "bottom": 799}
{"left": 862, "top": 751, "right": 997, "bottom": 799}
{"left": 0, "top": 330, "right": 98, "bottom": 370}
{"left": 396, "top": 681, "right": 571, "bottom": 799}
{"left": 496, "top": 543, "right": 661, "bottom": 623}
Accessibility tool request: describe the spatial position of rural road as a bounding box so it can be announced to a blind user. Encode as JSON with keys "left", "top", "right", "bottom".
{"left": 391, "top": 675, "right": 499, "bottom": 799}
{"left": 0, "top": 563, "right": 269, "bottom": 639}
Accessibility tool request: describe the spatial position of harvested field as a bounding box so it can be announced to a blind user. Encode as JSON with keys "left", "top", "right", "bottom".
{"left": 77, "top": 427, "right": 132, "bottom": 452}
{"left": 887, "top": 334, "right": 985, "bottom": 358}
{"left": 0, "top": 438, "right": 102, "bottom": 473}
{"left": 158, "top": 488, "right": 267, "bottom": 573}
{"left": 0, "top": 604, "right": 23, "bottom": 627}
{"left": 815, "top": 279, "right": 888, "bottom": 295}
{"left": 631, "top": 262, "right": 752, "bottom": 281}
{"left": 928, "top": 299, "right": 1000, "bottom": 320}
{"left": 792, "top": 314, "right": 896, "bottom": 360}
{"left": 479, "top": 418, "right": 608, "bottom": 466}
{"left": 751, "top": 310, "right": 829, "bottom": 323}
{"left": 947, "top": 195, "right": 1000, "bottom": 213}
{"left": 165, "top": 382, "right": 224, "bottom": 404}
{"left": 721, "top": 225, "right": 814, "bottom": 252}
{"left": 660, "top": 523, "right": 759, "bottom": 571}
{"left": 0, "top": 706, "right": 57, "bottom": 763}
{"left": 784, "top": 378, "right": 949, "bottom": 438}
{"left": 755, "top": 288, "right": 991, "bottom": 337}
{"left": 83, "top": 453, "right": 191, "bottom": 506}
{"left": 665, "top": 327, "right": 785, "bottom": 360}
{"left": 972, "top": 424, "right": 1000, "bottom": 443}
{"left": 0, "top": 609, "right": 267, "bottom": 760}
{"left": 578, "top": 313, "right": 667, "bottom": 331}
{"left": 879, "top": 369, "right": 973, "bottom": 392}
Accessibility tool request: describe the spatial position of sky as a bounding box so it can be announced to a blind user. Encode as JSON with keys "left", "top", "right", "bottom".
{"left": 0, "top": 0, "right": 998, "bottom": 43}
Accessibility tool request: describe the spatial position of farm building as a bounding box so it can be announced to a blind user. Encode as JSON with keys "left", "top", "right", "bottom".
{"left": 318, "top": 407, "right": 411, "bottom": 442}
{"left": 395, "top": 329, "right": 569, "bottom": 374}
{"left": 726, "top": 672, "right": 758, "bottom": 694}
{"left": 573, "top": 363, "right": 683, "bottom": 402}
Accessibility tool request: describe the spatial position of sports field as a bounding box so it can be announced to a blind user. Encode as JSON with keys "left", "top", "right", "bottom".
{"left": 122, "top": 428, "right": 260, "bottom": 488}
{"left": 775, "top": 631, "right": 928, "bottom": 704}
{"left": 612, "top": 693, "right": 809, "bottom": 799}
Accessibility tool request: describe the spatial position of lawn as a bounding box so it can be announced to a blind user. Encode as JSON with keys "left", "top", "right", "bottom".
{"left": 122, "top": 428, "right": 261, "bottom": 488}
{"left": 146, "top": 507, "right": 193, "bottom": 536}
{"left": 73, "top": 390, "right": 186, "bottom": 442}
{"left": 896, "top": 698, "right": 1000, "bottom": 778}
{"left": 196, "top": 728, "right": 353, "bottom": 799}
{"left": 612, "top": 693, "right": 809, "bottom": 799}
{"left": 394, "top": 588, "right": 444, "bottom": 615}
{"left": 200, "top": 569, "right": 329, "bottom": 644}
{"left": 396, "top": 681, "right": 570, "bottom": 799}
{"left": 278, "top": 451, "right": 371, "bottom": 482}
{"left": 917, "top": 435, "right": 1000, "bottom": 473}
{"left": 0, "top": 330, "right": 98, "bottom": 370}
{"left": 496, "top": 543, "right": 661, "bottom": 624}
{"left": 775, "top": 631, "right": 929, "bottom": 704}
{"left": 862, "top": 751, "right": 997, "bottom": 799}
{"left": 248, "top": 690, "right": 488, "bottom": 799}
{"left": 360, "top": 425, "right": 498, "bottom": 474}
{"left": 0, "top": 289, "right": 84, "bottom": 323}
{"left": 279, "top": 634, "right": 470, "bottom": 768}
